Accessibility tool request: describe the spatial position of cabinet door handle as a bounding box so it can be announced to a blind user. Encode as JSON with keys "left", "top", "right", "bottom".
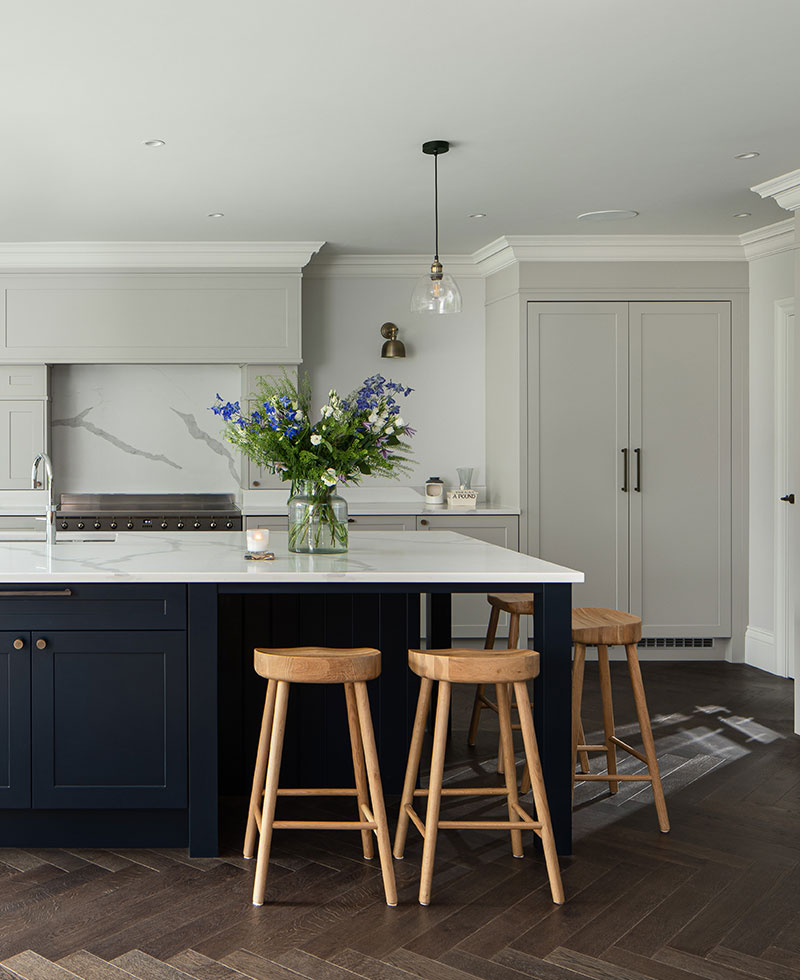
{"left": 780, "top": 493, "right": 795, "bottom": 504}
{"left": 420, "top": 519, "right": 429, "bottom": 526}
{"left": 348, "top": 518, "right": 356, "bottom": 523}
{"left": 35, "top": 638, "right": 47, "bottom": 650}
{"left": 13, "top": 638, "right": 24, "bottom": 650}
{"left": 634, "top": 448, "right": 641, "bottom": 492}
{"left": 621, "top": 448, "right": 629, "bottom": 492}
{"left": 0, "top": 589, "right": 72, "bottom": 597}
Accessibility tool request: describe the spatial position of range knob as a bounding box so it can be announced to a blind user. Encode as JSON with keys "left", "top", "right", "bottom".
{"left": 193, "top": 521, "right": 202, "bottom": 529}
{"left": 225, "top": 521, "right": 233, "bottom": 529}
{"left": 93, "top": 521, "right": 102, "bottom": 530}
{"left": 109, "top": 521, "right": 117, "bottom": 529}
{"left": 126, "top": 521, "right": 134, "bottom": 529}
{"left": 176, "top": 521, "right": 184, "bottom": 529}
{"left": 161, "top": 521, "right": 169, "bottom": 529}
{"left": 76, "top": 522, "right": 85, "bottom": 530}
{"left": 60, "top": 521, "right": 68, "bottom": 530}
{"left": 209, "top": 521, "right": 217, "bottom": 529}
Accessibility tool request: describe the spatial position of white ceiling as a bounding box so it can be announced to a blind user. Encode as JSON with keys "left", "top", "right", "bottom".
{"left": 1, "top": 0, "right": 797, "bottom": 253}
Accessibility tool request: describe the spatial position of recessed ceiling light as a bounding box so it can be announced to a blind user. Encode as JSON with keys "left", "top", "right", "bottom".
{"left": 143, "top": 139, "right": 166, "bottom": 147}
{"left": 733, "top": 212, "right": 752, "bottom": 218}
{"left": 207, "top": 212, "right": 225, "bottom": 218}
{"left": 469, "top": 212, "right": 487, "bottom": 219}
{"left": 577, "top": 209, "right": 639, "bottom": 222}
{"left": 734, "top": 151, "right": 759, "bottom": 160}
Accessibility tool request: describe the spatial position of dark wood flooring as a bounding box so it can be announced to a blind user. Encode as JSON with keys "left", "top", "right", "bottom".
{"left": 1, "top": 661, "right": 798, "bottom": 980}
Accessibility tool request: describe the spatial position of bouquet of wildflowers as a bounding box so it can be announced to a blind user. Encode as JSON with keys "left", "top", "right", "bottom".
{"left": 212, "top": 373, "right": 415, "bottom": 551}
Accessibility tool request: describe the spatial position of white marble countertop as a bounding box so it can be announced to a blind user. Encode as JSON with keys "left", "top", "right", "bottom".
{"left": 0, "top": 530, "right": 583, "bottom": 584}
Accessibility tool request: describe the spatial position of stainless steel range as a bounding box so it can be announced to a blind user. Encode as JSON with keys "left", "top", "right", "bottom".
{"left": 56, "top": 493, "right": 242, "bottom": 532}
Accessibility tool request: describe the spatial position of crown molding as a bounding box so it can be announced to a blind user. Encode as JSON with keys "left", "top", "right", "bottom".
{"left": 303, "top": 252, "right": 482, "bottom": 279}
{"left": 480, "top": 234, "right": 747, "bottom": 265}
{"left": 752, "top": 169, "right": 800, "bottom": 212}
{"left": 0, "top": 241, "right": 325, "bottom": 272}
{"left": 739, "top": 219, "right": 796, "bottom": 261}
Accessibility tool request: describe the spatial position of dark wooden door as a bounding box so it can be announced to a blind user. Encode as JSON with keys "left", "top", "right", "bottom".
{"left": 0, "top": 632, "right": 31, "bottom": 808}
{"left": 31, "top": 631, "right": 187, "bottom": 808}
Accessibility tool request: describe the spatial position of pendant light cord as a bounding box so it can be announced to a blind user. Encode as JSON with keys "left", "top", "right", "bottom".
{"left": 433, "top": 150, "right": 439, "bottom": 263}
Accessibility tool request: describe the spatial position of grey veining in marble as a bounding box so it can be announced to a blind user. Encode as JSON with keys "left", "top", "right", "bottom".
{"left": 52, "top": 407, "right": 182, "bottom": 470}
{"left": 50, "top": 364, "right": 242, "bottom": 493}
{"left": 171, "top": 408, "right": 239, "bottom": 483}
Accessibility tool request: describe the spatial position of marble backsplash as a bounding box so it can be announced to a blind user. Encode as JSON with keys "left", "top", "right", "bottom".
{"left": 50, "top": 364, "right": 242, "bottom": 493}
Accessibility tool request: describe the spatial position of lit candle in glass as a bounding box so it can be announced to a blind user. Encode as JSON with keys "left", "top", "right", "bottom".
{"left": 246, "top": 529, "right": 270, "bottom": 553}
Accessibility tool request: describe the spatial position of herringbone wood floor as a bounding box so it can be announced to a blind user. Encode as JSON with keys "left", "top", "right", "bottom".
{"left": 1, "top": 662, "right": 798, "bottom": 980}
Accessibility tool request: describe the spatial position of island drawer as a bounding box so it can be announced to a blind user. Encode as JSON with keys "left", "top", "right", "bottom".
{"left": 0, "top": 584, "right": 186, "bottom": 631}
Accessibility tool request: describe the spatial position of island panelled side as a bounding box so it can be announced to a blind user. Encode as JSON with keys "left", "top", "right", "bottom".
{"left": 0, "top": 585, "right": 188, "bottom": 835}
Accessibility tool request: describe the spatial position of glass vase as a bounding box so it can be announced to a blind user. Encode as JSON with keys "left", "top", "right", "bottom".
{"left": 288, "top": 480, "right": 349, "bottom": 554}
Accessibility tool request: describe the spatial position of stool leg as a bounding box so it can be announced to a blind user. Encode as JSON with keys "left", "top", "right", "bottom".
{"left": 497, "top": 612, "right": 522, "bottom": 774}
{"left": 496, "top": 681, "right": 524, "bottom": 858}
{"left": 468, "top": 605, "right": 500, "bottom": 747}
{"left": 419, "top": 679, "right": 451, "bottom": 906}
{"left": 577, "top": 719, "right": 590, "bottom": 773}
{"left": 252, "top": 679, "right": 290, "bottom": 906}
{"left": 514, "top": 681, "right": 564, "bottom": 905}
{"left": 344, "top": 682, "right": 374, "bottom": 861}
{"left": 597, "top": 644, "right": 619, "bottom": 794}
{"left": 394, "top": 676, "right": 434, "bottom": 859}
{"left": 625, "top": 645, "right": 670, "bottom": 833}
{"left": 572, "top": 642, "right": 587, "bottom": 796}
{"left": 353, "top": 681, "right": 398, "bottom": 907}
{"left": 244, "top": 678, "right": 277, "bottom": 859}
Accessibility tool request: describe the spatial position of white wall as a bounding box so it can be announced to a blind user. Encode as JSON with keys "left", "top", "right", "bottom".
{"left": 746, "top": 248, "right": 795, "bottom": 672}
{"left": 301, "top": 274, "right": 486, "bottom": 491}
{"left": 50, "top": 364, "right": 241, "bottom": 493}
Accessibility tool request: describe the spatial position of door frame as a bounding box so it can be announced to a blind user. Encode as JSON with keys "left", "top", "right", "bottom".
{"left": 774, "top": 298, "right": 795, "bottom": 681}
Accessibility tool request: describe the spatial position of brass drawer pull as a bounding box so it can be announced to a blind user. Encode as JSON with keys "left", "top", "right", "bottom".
{"left": 35, "top": 638, "right": 47, "bottom": 650}
{"left": 13, "top": 638, "right": 24, "bottom": 650}
{"left": 0, "top": 589, "right": 73, "bottom": 597}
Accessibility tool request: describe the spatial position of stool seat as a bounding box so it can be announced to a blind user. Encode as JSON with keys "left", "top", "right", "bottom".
{"left": 410, "top": 647, "right": 539, "bottom": 684}
{"left": 488, "top": 592, "right": 534, "bottom": 616}
{"left": 572, "top": 607, "right": 642, "bottom": 647}
{"left": 254, "top": 646, "right": 381, "bottom": 684}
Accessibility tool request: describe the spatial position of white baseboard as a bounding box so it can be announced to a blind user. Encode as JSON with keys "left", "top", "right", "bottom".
{"left": 745, "top": 625, "right": 778, "bottom": 674}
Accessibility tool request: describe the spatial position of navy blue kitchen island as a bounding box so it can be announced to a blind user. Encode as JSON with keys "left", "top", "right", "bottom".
{"left": 0, "top": 531, "right": 582, "bottom": 857}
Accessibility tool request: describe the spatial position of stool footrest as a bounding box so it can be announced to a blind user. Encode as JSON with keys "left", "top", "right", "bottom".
{"left": 413, "top": 786, "right": 510, "bottom": 797}
{"left": 575, "top": 773, "right": 653, "bottom": 783}
{"left": 272, "top": 820, "right": 378, "bottom": 830}
{"left": 276, "top": 788, "right": 360, "bottom": 797}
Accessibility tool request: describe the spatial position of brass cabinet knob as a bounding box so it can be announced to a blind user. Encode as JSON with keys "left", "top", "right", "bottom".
{"left": 13, "top": 638, "right": 24, "bottom": 650}
{"left": 35, "top": 638, "right": 47, "bottom": 650}
{"left": 420, "top": 519, "right": 429, "bottom": 526}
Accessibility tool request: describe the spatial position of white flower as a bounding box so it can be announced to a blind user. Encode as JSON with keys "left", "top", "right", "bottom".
{"left": 368, "top": 412, "right": 378, "bottom": 424}
{"left": 395, "top": 416, "right": 404, "bottom": 427}
{"left": 385, "top": 427, "right": 394, "bottom": 435}
{"left": 321, "top": 467, "right": 338, "bottom": 487}
{"left": 295, "top": 410, "right": 304, "bottom": 421}
{"left": 321, "top": 405, "right": 334, "bottom": 418}
{"left": 310, "top": 433, "right": 322, "bottom": 446}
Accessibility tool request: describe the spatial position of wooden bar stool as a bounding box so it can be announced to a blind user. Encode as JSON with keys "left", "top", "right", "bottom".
{"left": 243, "top": 646, "right": 397, "bottom": 907}
{"left": 467, "top": 593, "right": 533, "bottom": 773}
{"left": 571, "top": 608, "right": 670, "bottom": 833}
{"left": 394, "top": 647, "right": 564, "bottom": 907}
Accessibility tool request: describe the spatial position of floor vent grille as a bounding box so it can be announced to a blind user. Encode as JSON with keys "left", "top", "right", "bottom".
{"left": 638, "top": 637, "right": 713, "bottom": 649}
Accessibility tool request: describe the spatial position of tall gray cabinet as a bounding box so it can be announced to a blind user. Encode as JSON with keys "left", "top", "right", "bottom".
{"left": 527, "top": 301, "right": 731, "bottom": 639}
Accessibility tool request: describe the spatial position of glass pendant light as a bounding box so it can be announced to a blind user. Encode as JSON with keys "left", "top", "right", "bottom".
{"left": 411, "top": 140, "right": 462, "bottom": 314}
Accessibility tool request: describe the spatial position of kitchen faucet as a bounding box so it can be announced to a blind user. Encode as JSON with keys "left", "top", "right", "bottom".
{"left": 31, "top": 452, "right": 56, "bottom": 546}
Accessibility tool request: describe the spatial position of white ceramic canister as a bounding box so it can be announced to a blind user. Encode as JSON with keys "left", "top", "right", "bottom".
{"left": 424, "top": 477, "right": 446, "bottom": 506}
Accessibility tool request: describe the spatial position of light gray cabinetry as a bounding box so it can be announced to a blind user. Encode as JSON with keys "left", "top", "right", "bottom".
{"left": 348, "top": 515, "right": 417, "bottom": 532}
{"left": 528, "top": 301, "right": 731, "bottom": 638}
{"left": 0, "top": 366, "right": 48, "bottom": 489}
{"left": 0, "top": 275, "right": 301, "bottom": 364}
{"left": 416, "top": 514, "right": 521, "bottom": 638}
{"left": 245, "top": 516, "right": 288, "bottom": 533}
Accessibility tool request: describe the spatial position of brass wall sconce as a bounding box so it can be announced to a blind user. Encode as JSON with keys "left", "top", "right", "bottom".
{"left": 380, "top": 322, "right": 406, "bottom": 358}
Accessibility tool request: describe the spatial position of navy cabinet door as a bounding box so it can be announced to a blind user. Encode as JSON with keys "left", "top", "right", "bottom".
{"left": 0, "top": 632, "right": 31, "bottom": 807}
{"left": 31, "top": 631, "right": 187, "bottom": 809}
